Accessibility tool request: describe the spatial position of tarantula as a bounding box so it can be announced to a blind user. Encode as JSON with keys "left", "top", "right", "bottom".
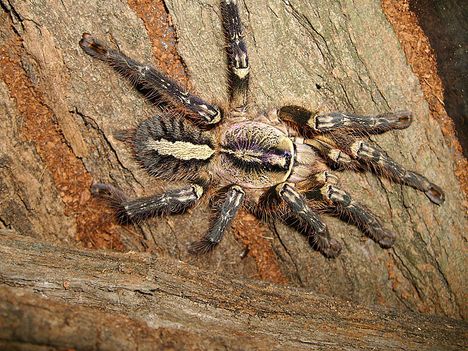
{"left": 79, "top": 0, "right": 444, "bottom": 258}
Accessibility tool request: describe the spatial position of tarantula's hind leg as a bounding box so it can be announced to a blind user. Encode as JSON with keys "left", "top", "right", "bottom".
{"left": 91, "top": 183, "right": 203, "bottom": 224}
{"left": 189, "top": 185, "right": 245, "bottom": 254}
{"left": 276, "top": 183, "right": 342, "bottom": 258}
{"left": 79, "top": 33, "right": 221, "bottom": 124}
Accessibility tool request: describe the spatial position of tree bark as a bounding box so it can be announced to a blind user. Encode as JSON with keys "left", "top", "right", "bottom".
{"left": 0, "top": 0, "right": 466, "bottom": 332}
{"left": 0, "top": 230, "right": 466, "bottom": 350}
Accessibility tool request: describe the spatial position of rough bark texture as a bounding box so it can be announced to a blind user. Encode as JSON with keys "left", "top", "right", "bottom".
{"left": 0, "top": 0, "right": 466, "bottom": 340}
{"left": 0, "top": 230, "right": 466, "bottom": 350}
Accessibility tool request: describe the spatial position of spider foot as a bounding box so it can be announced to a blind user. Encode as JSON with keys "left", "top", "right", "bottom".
{"left": 188, "top": 239, "right": 218, "bottom": 255}
{"left": 318, "top": 237, "right": 342, "bottom": 258}
{"left": 375, "top": 229, "right": 396, "bottom": 249}
{"left": 384, "top": 110, "right": 413, "bottom": 129}
{"left": 79, "top": 33, "right": 109, "bottom": 60}
{"left": 91, "top": 183, "right": 128, "bottom": 202}
{"left": 322, "top": 184, "right": 397, "bottom": 249}
{"left": 189, "top": 185, "right": 245, "bottom": 255}
{"left": 91, "top": 183, "right": 131, "bottom": 224}
{"left": 348, "top": 140, "right": 446, "bottom": 205}
{"left": 425, "top": 182, "right": 445, "bottom": 205}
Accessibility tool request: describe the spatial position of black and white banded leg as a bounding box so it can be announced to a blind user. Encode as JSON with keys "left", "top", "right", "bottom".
{"left": 348, "top": 141, "right": 445, "bottom": 205}
{"left": 317, "top": 181, "right": 396, "bottom": 248}
{"left": 276, "top": 183, "right": 342, "bottom": 258}
{"left": 313, "top": 111, "right": 412, "bottom": 134}
{"left": 79, "top": 33, "right": 221, "bottom": 124}
{"left": 189, "top": 185, "right": 245, "bottom": 254}
{"left": 91, "top": 183, "right": 203, "bottom": 223}
{"left": 221, "top": 0, "right": 250, "bottom": 110}
{"left": 278, "top": 106, "right": 412, "bottom": 134}
{"left": 302, "top": 137, "right": 356, "bottom": 169}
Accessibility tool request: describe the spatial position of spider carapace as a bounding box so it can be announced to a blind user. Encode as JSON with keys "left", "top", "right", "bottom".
{"left": 80, "top": 0, "right": 444, "bottom": 258}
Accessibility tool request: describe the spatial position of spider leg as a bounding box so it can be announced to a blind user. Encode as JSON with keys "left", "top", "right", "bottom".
{"left": 282, "top": 107, "right": 445, "bottom": 205}
{"left": 276, "top": 183, "right": 342, "bottom": 258}
{"left": 221, "top": 0, "right": 250, "bottom": 110}
{"left": 91, "top": 183, "right": 203, "bottom": 223}
{"left": 308, "top": 174, "right": 397, "bottom": 248}
{"left": 304, "top": 136, "right": 445, "bottom": 205}
{"left": 278, "top": 106, "right": 412, "bottom": 134}
{"left": 79, "top": 33, "right": 221, "bottom": 124}
{"left": 346, "top": 140, "right": 445, "bottom": 205}
{"left": 189, "top": 185, "right": 245, "bottom": 254}
{"left": 302, "top": 137, "right": 356, "bottom": 169}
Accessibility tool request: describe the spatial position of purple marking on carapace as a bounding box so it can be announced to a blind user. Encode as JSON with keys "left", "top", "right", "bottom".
{"left": 216, "top": 122, "right": 295, "bottom": 188}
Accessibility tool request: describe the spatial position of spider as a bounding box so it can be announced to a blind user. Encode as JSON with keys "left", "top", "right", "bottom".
{"left": 79, "top": 0, "right": 444, "bottom": 258}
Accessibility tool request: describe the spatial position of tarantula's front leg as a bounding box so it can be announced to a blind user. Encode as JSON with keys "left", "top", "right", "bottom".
{"left": 189, "top": 185, "right": 245, "bottom": 254}
{"left": 276, "top": 183, "right": 342, "bottom": 258}
{"left": 301, "top": 137, "right": 357, "bottom": 169}
{"left": 278, "top": 106, "right": 412, "bottom": 134}
{"left": 279, "top": 106, "right": 445, "bottom": 204}
{"left": 79, "top": 34, "right": 221, "bottom": 124}
{"left": 310, "top": 176, "right": 397, "bottom": 248}
{"left": 91, "top": 183, "right": 203, "bottom": 223}
{"left": 347, "top": 141, "right": 445, "bottom": 205}
{"left": 221, "top": 0, "right": 250, "bottom": 110}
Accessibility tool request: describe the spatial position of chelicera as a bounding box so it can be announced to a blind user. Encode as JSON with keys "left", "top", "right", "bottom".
{"left": 79, "top": 0, "right": 444, "bottom": 258}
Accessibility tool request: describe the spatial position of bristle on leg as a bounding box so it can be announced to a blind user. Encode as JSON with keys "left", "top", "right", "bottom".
{"left": 276, "top": 183, "right": 342, "bottom": 258}
{"left": 189, "top": 185, "right": 245, "bottom": 255}
{"left": 79, "top": 33, "right": 221, "bottom": 124}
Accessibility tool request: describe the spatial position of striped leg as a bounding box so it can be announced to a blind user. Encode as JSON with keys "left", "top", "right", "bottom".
{"left": 313, "top": 111, "right": 412, "bottom": 133}
{"left": 91, "top": 183, "right": 203, "bottom": 223}
{"left": 79, "top": 33, "right": 221, "bottom": 124}
{"left": 189, "top": 185, "right": 245, "bottom": 254}
{"left": 303, "top": 137, "right": 356, "bottom": 169}
{"left": 318, "top": 182, "right": 397, "bottom": 248}
{"left": 276, "top": 183, "right": 342, "bottom": 258}
{"left": 348, "top": 141, "right": 445, "bottom": 205}
{"left": 278, "top": 105, "right": 412, "bottom": 134}
{"left": 221, "top": 0, "right": 250, "bottom": 110}
{"left": 279, "top": 106, "right": 445, "bottom": 205}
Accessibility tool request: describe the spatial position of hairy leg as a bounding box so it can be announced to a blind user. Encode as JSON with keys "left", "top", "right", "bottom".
{"left": 276, "top": 183, "right": 342, "bottom": 258}
{"left": 302, "top": 137, "right": 444, "bottom": 205}
{"left": 221, "top": 0, "right": 250, "bottom": 110}
{"left": 302, "top": 136, "right": 356, "bottom": 169}
{"left": 279, "top": 106, "right": 445, "bottom": 204}
{"left": 79, "top": 33, "right": 221, "bottom": 124}
{"left": 91, "top": 183, "right": 203, "bottom": 223}
{"left": 347, "top": 140, "right": 445, "bottom": 204}
{"left": 278, "top": 105, "right": 412, "bottom": 134}
{"left": 189, "top": 185, "right": 245, "bottom": 254}
{"left": 309, "top": 177, "right": 397, "bottom": 248}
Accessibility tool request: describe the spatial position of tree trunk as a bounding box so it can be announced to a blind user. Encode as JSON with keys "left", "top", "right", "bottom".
{"left": 0, "top": 230, "right": 466, "bottom": 350}
{"left": 0, "top": 0, "right": 466, "bottom": 340}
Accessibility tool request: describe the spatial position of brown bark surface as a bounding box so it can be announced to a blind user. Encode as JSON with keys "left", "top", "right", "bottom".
{"left": 0, "top": 0, "right": 466, "bottom": 339}
{"left": 0, "top": 230, "right": 466, "bottom": 350}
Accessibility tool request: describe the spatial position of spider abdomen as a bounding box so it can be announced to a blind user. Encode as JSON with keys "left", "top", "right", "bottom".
{"left": 133, "top": 112, "right": 215, "bottom": 181}
{"left": 217, "top": 122, "right": 295, "bottom": 188}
